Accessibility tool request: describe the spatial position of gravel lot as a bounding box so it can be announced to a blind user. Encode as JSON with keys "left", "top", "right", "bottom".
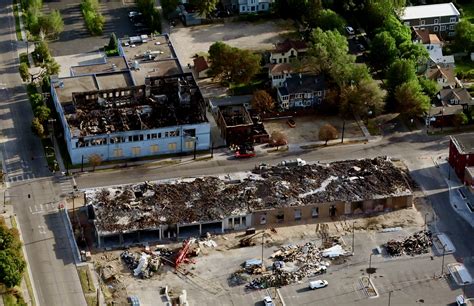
{"left": 170, "top": 20, "right": 295, "bottom": 67}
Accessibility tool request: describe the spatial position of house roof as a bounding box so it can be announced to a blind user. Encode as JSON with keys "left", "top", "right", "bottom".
{"left": 274, "top": 39, "right": 308, "bottom": 53}
{"left": 439, "top": 88, "right": 473, "bottom": 105}
{"left": 193, "top": 56, "right": 209, "bottom": 73}
{"left": 400, "top": 3, "right": 460, "bottom": 20}
{"left": 451, "top": 134, "right": 474, "bottom": 155}
{"left": 425, "top": 65, "right": 456, "bottom": 85}
{"left": 412, "top": 28, "right": 431, "bottom": 44}
{"left": 269, "top": 63, "right": 293, "bottom": 76}
{"left": 429, "top": 34, "right": 441, "bottom": 45}
{"left": 428, "top": 105, "right": 463, "bottom": 117}
{"left": 278, "top": 74, "right": 325, "bottom": 96}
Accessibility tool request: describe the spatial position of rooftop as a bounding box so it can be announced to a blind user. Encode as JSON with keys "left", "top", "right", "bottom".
{"left": 274, "top": 39, "right": 308, "bottom": 53}
{"left": 62, "top": 74, "right": 207, "bottom": 137}
{"left": 439, "top": 88, "right": 473, "bottom": 105}
{"left": 130, "top": 59, "right": 182, "bottom": 86}
{"left": 87, "top": 157, "right": 413, "bottom": 235}
{"left": 71, "top": 57, "right": 129, "bottom": 76}
{"left": 425, "top": 65, "right": 456, "bottom": 85}
{"left": 193, "top": 56, "right": 209, "bottom": 73}
{"left": 400, "top": 3, "right": 460, "bottom": 20}
{"left": 278, "top": 74, "right": 325, "bottom": 96}
{"left": 452, "top": 134, "right": 474, "bottom": 155}
{"left": 219, "top": 105, "right": 253, "bottom": 128}
{"left": 269, "top": 63, "right": 293, "bottom": 76}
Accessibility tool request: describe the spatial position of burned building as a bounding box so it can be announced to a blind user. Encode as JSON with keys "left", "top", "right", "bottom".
{"left": 51, "top": 34, "right": 210, "bottom": 164}
{"left": 216, "top": 105, "right": 254, "bottom": 145}
{"left": 86, "top": 157, "right": 414, "bottom": 247}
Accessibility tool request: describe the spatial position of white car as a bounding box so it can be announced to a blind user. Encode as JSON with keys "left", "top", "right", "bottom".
{"left": 345, "top": 26, "right": 355, "bottom": 35}
{"left": 457, "top": 295, "right": 473, "bottom": 306}
{"left": 263, "top": 296, "right": 275, "bottom": 306}
{"left": 128, "top": 11, "right": 142, "bottom": 18}
{"left": 279, "top": 158, "right": 307, "bottom": 167}
{"left": 309, "top": 279, "right": 328, "bottom": 290}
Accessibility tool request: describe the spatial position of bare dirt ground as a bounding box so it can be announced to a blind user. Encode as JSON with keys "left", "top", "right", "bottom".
{"left": 170, "top": 20, "right": 295, "bottom": 67}
{"left": 263, "top": 115, "right": 365, "bottom": 144}
{"left": 90, "top": 195, "right": 428, "bottom": 305}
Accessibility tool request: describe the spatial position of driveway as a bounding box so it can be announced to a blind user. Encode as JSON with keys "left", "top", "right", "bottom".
{"left": 42, "top": 0, "right": 136, "bottom": 56}
{"left": 170, "top": 20, "right": 295, "bottom": 67}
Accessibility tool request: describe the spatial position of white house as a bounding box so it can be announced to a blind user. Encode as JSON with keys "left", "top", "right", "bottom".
{"left": 268, "top": 63, "right": 293, "bottom": 88}
{"left": 412, "top": 29, "right": 455, "bottom": 68}
{"left": 238, "top": 0, "right": 273, "bottom": 14}
{"left": 269, "top": 39, "right": 308, "bottom": 64}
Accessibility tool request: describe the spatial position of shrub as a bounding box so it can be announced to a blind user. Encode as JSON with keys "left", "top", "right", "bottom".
{"left": 19, "top": 62, "right": 29, "bottom": 82}
{"left": 81, "top": 0, "right": 105, "bottom": 36}
{"left": 31, "top": 117, "right": 44, "bottom": 137}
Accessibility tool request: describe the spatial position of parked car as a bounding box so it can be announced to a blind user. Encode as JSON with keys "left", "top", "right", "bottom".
{"left": 278, "top": 158, "right": 306, "bottom": 167}
{"left": 345, "top": 26, "right": 355, "bottom": 35}
{"left": 309, "top": 279, "right": 328, "bottom": 290}
{"left": 263, "top": 296, "right": 275, "bottom": 306}
{"left": 235, "top": 149, "right": 256, "bottom": 158}
{"left": 128, "top": 11, "right": 142, "bottom": 19}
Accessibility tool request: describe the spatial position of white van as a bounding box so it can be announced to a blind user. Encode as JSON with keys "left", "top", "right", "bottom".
{"left": 309, "top": 280, "right": 328, "bottom": 290}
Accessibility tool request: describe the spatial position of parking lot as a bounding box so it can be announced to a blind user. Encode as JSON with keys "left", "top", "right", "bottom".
{"left": 42, "top": 0, "right": 136, "bottom": 56}
{"left": 115, "top": 204, "right": 466, "bottom": 306}
{"left": 263, "top": 116, "right": 365, "bottom": 145}
{"left": 170, "top": 20, "right": 295, "bottom": 67}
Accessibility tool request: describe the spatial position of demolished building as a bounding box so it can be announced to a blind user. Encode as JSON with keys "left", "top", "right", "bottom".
{"left": 51, "top": 34, "right": 210, "bottom": 165}
{"left": 85, "top": 157, "right": 414, "bottom": 247}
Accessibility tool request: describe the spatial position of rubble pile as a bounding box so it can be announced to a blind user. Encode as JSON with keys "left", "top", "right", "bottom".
{"left": 120, "top": 249, "right": 165, "bottom": 279}
{"left": 385, "top": 231, "right": 432, "bottom": 256}
{"left": 87, "top": 157, "right": 413, "bottom": 235}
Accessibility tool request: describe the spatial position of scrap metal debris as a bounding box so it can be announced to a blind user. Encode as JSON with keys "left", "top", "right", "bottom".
{"left": 120, "top": 249, "right": 166, "bottom": 279}
{"left": 87, "top": 157, "right": 413, "bottom": 236}
{"left": 384, "top": 231, "right": 432, "bottom": 256}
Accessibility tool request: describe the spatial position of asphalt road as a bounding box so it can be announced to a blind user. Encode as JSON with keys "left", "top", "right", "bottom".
{"left": 0, "top": 2, "right": 85, "bottom": 306}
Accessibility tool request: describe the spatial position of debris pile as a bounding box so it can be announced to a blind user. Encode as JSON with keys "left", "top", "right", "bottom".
{"left": 242, "top": 241, "right": 348, "bottom": 289}
{"left": 87, "top": 157, "right": 413, "bottom": 236}
{"left": 120, "top": 249, "right": 165, "bottom": 279}
{"left": 385, "top": 231, "right": 432, "bottom": 256}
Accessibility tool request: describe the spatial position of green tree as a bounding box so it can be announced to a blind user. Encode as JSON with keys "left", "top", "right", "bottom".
{"left": 251, "top": 90, "right": 275, "bottom": 113}
{"left": 42, "top": 58, "right": 61, "bottom": 76}
{"left": 34, "top": 105, "right": 51, "bottom": 122}
{"left": 0, "top": 225, "right": 21, "bottom": 252}
{"left": 453, "top": 112, "right": 468, "bottom": 129}
{"left": 38, "top": 10, "right": 64, "bottom": 38}
{"left": 454, "top": 20, "right": 474, "bottom": 53}
{"left": 395, "top": 80, "right": 430, "bottom": 116}
{"left": 380, "top": 15, "right": 411, "bottom": 46}
{"left": 208, "top": 42, "right": 260, "bottom": 84}
{"left": 0, "top": 249, "right": 26, "bottom": 288}
{"left": 29, "top": 93, "right": 44, "bottom": 109}
{"left": 418, "top": 77, "right": 440, "bottom": 98}
{"left": 136, "top": 0, "right": 162, "bottom": 33}
{"left": 190, "top": 0, "right": 219, "bottom": 17}
{"left": 161, "top": 0, "right": 180, "bottom": 16}
{"left": 19, "top": 62, "right": 29, "bottom": 82}
{"left": 107, "top": 33, "right": 118, "bottom": 51}
{"left": 340, "top": 78, "right": 385, "bottom": 118}
{"left": 386, "top": 59, "right": 417, "bottom": 99}
{"left": 88, "top": 153, "right": 102, "bottom": 171}
{"left": 370, "top": 31, "right": 398, "bottom": 70}
{"left": 314, "top": 9, "right": 346, "bottom": 33}
{"left": 31, "top": 117, "right": 44, "bottom": 137}
{"left": 399, "top": 41, "right": 429, "bottom": 64}
{"left": 33, "top": 40, "right": 51, "bottom": 63}
{"left": 81, "top": 0, "right": 105, "bottom": 35}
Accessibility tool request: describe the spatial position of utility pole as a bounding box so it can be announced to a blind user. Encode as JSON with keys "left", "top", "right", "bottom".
{"left": 341, "top": 120, "right": 345, "bottom": 143}
{"left": 352, "top": 221, "right": 355, "bottom": 254}
{"left": 369, "top": 253, "right": 373, "bottom": 279}
{"left": 261, "top": 231, "right": 264, "bottom": 270}
{"left": 424, "top": 213, "right": 429, "bottom": 231}
{"left": 441, "top": 244, "right": 446, "bottom": 276}
{"left": 388, "top": 291, "right": 392, "bottom": 306}
{"left": 193, "top": 140, "right": 197, "bottom": 160}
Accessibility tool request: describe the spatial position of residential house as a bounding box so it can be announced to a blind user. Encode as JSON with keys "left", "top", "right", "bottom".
{"left": 269, "top": 39, "right": 308, "bottom": 64}
{"left": 425, "top": 65, "right": 460, "bottom": 88}
{"left": 277, "top": 74, "right": 325, "bottom": 110}
{"left": 238, "top": 0, "right": 273, "bottom": 14}
{"left": 400, "top": 3, "right": 460, "bottom": 38}
{"left": 193, "top": 56, "right": 209, "bottom": 79}
{"left": 438, "top": 88, "right": 473, "bottom": 106}
{"left": 449, "top": 134, "right": 474, "bottom": 183}
{"left": 268, "top": 63, "right": 293, "bottom": 88}
{"left": 412, "top": 28, "right": 455, "bottom": 68}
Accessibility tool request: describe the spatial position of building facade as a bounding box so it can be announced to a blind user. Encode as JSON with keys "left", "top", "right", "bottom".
{"left": 238, "top": 0, "right": 272, "bottom": 14}
{"left": 449, "top": 134, "right": 474, "bottom": 183}
{"left": 269, "top": 39, "right": 308, "bottom": 64}
{"left": 277, "top": 74, "right": 325, "bottom": 110}
{"left": 400, "top": 3, "right": 460, "bottom": 38}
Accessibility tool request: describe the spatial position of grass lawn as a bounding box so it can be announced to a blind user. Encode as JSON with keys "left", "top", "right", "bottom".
{"left": 229, "top": 73, "right": 267, "bottom": 95}
{"left": 3, "top": 290, "right": 26, "bottom": 306}
{"left": 77, "top": 266, "right": 95, "bottom": 294}
{"left": 12, "top": 0, "right": 22, "bottom": 41}
{"left": 455, "top": 56, "right": 474, "bottom": 74}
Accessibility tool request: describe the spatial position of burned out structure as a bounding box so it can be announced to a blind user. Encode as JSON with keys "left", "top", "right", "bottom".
{"left": 51, "top": 34, "right": 210, "bottom": 164}
{"left": 86, "top": 157, "right": 413, "bottom": 247}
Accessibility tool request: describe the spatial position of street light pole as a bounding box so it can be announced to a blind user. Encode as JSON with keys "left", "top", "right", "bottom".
{"left": 193, "top": 139, "right": 197, "bottom": 160}
{"left": 261, "top": 231, "right": 265, "bottom": 269}
{"left": 388, "top": 291, "right": 392, "bottom": 306}
{"left": 424, "top": 213, "right": 429, "bottom": 231}
{"left": 369, "top": 253, "right": 374, "bottom": 279}
{"left": 341, "top": 119, "right": 345, "bottom": 143}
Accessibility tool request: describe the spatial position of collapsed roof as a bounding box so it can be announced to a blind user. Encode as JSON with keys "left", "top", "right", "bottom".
{"left": 87, "top": 157, "right": 413, "bottom": 235}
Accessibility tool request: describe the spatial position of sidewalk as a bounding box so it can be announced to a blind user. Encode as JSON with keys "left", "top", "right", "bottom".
{"left": 0, "top": 190, "right": 35, "bottom": 306}
{"left": 436, "top": 157, "right": 474, "bottom": 229}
